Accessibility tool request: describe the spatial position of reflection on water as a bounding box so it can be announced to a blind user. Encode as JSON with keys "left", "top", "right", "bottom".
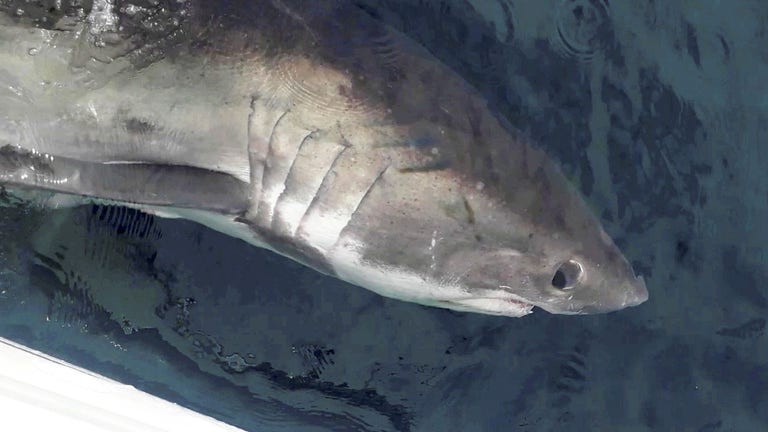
{"left": 2, "top": 0, "right": 768, "bottom": 431}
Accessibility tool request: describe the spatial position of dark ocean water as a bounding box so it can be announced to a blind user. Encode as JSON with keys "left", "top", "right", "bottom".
{"left": 1, "top": 1, "right": 767, "bottom": 431}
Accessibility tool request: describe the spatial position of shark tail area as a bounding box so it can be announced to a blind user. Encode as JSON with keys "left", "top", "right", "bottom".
{"left": 0, "top": 145, "right": 250, "bottom": 215}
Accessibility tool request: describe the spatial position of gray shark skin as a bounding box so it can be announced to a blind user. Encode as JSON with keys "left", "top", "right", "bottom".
{"left": 0, "top": 0, "right": 647, "bottom": 317}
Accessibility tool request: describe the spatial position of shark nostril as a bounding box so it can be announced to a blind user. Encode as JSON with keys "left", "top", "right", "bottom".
{"left": 552, "top": 260, "right": 583, "bottom": 290}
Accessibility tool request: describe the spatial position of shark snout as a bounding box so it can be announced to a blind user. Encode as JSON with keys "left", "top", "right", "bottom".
{"left": 593, "top": 275, "right": 648, "bottom": 313}
{"left": 624, "top": 275, "right": 649, "bottom": 307}
{"left": 565, "top": 275, "right": 648, "bottom": 315}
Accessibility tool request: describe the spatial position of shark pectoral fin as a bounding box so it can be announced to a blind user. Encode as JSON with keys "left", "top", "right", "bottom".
{"left": 0, "top": 145, "right": 250, "bottom": 214}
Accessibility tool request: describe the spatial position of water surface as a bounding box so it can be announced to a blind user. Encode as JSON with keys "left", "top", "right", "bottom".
{"left": 1, "top": 1, "right": 767, "bottom": 431}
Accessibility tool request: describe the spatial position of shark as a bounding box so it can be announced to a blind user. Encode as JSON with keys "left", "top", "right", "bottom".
{"left": 0, "top": 0, "right": 647, "bottom": 317}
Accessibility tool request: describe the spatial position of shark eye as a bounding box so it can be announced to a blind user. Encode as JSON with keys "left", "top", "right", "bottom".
{"left": 551, "top": 260, "right": 583, "bottom": 290}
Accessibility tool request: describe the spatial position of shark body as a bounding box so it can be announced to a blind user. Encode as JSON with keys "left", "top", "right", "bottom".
{"left": 0, "top": 0, "right": 647, "bottom": 317}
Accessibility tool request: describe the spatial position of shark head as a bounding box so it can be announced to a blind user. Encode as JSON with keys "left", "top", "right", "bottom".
{"left": 324, "top": 118, "right": 649, "bottom": 317}
{"left": 435, "top": 198, "right": 649, "bottom": 316}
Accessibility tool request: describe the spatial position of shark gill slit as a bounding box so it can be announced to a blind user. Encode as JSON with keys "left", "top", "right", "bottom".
{"left": 246, "top": 97, "right": 264, "bottom": 204}
{"left": 246, "top": 96, "right": 287, "bottom": 207}
{"left": 349, "top": 162, "right": 390, "bottom": 223}
{"left": 256, "top": 114, "right": 313, "bottom": 227}
{"left": 293, "top": 144, "right": 352, "bottom": 249}
{"left": 260, "top": 108, "right": 291, "bottom": 187}
{"left": 269, "top": 129, "right": 316, "bottom": 231}
{"left": 272, "top": 134, "right": 347, "bottom": 238}
{"left": 304, "top": 148, "right": 391, "bottom": 251}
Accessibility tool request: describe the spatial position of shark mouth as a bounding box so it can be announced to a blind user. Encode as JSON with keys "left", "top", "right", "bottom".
{"left": 447, "top": 297, "right": 535, "bottom": 317}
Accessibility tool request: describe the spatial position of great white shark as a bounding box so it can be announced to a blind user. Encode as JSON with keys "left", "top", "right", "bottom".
{"left": 0, "top": 0, "right": 647, "bottom": 317}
